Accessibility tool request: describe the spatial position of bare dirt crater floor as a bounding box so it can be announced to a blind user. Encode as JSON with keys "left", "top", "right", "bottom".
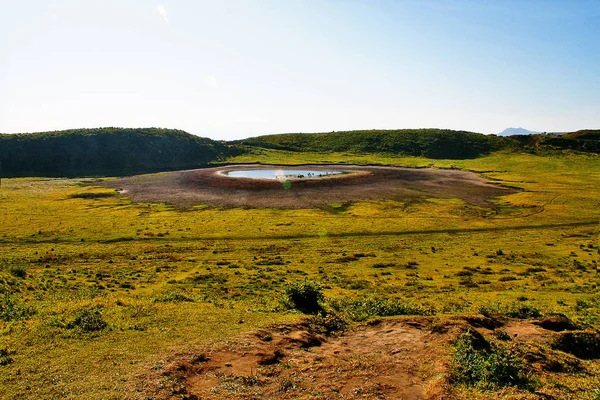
{"left": 100, "top": 164, "right": 519, "bottom": 209}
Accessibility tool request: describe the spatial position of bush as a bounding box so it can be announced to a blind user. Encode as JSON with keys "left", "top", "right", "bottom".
{"left": 68, "top": 309, "right": 108, "bottom": 332}
{"left": 450, "top": 330, "right": 530, "bottom": 389}
{"left": 284, "top": 280, "right": 324, "bottom": 314}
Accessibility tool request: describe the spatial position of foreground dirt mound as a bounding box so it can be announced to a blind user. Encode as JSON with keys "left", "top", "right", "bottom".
{"left": 148, "top": 317, "right": 449, "bottom": 399}
{"left": 101, "top": 164, "right": 519, "bottom": 209}
{"left": 140, "top": 314, "right": 600, "bottom": 400}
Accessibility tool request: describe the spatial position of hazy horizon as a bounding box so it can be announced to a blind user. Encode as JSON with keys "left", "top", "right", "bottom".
{"left": 2, "top": 0, "right": 599, "bottom": 140}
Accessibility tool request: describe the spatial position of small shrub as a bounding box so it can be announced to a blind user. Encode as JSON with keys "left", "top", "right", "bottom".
{"left": 278, "top": 377, "right": 296, "bottom": 392}
{"left": 9, "top": 265, "right": 26, "bottom": 279}
{"left": 450, "top": 330, "right": 529, "bottom": 389}
{"left": 456, "top": 269, "right": 473, "bottom": 277}
{"left": 284, "top": 280, "right": 324, "bottom": 314}
{"left": 459, "top": 278, "right": 478, "bottom": 288}
{"left": 0, "top": 348, "right": 13, "bottom": 366}
{"left": 403, "top": 261, "right": 419, "bottom": 269}
{"left": 336, "top": 255, "right": 359, "bottom": 263}
{"left": 371, "top": 263, "right": 395, "bottom": 269}
{"left": 190, "top": 354, "right": 210, "bottom": 364}
{"left": 69, "top": 192, "right": 116, "bottom": 199}
{"left": 68, "top": 309, "right": 108, "bottom": 332}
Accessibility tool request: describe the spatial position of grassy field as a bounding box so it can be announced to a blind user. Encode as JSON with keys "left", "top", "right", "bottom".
{"left": 0, "top": 150, "right": 599, "bottom": 398}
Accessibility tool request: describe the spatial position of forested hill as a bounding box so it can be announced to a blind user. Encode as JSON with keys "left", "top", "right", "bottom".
{"left": 0, "top": 128, "right": 233, "bottom": 177}
{"left": 232, "top": 129, "right": 513, "bottom": 159}
{"left": 540, "top": 130, "right": 600, "bottom": 153}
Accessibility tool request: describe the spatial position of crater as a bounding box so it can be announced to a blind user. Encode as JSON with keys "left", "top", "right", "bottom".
{"left": 99, "top": 164, "right": 520, "bottom": 210}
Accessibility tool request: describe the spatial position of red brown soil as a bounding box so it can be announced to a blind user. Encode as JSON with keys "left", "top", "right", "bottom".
{"left": 100, "top": 164, "right": 519, "bottom": 210}
{"left": 147, "top": 317, "right": 449, "bottom": 400}
{"left": 140, "top": 315, "right": 593, "bottom": 400}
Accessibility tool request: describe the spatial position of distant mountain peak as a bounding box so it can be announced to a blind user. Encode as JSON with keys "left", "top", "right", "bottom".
{"left": 497, "top": 127, "right": 541, "bottom": 136}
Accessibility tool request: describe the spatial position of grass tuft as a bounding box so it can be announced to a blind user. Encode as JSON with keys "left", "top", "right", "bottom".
{"left": 9, "top": 265, "right": 27, "bottom": 279}
{"left": 67, "top": 308, "right": 108, "bottom": 332}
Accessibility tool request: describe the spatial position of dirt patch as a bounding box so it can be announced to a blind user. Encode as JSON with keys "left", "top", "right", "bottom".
{"left": 146, "top": 317, "right": 448, "bottom": 399}
{"left": 100, "top": 164, "right": 519, "bottom": 210}
{"left": 139, "top": 315, "right": 600, "bottom": 400}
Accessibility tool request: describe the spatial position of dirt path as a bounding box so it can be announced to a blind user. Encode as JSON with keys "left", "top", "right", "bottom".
{"left": 100, "top": 164, "right": 519, "bottom": 210}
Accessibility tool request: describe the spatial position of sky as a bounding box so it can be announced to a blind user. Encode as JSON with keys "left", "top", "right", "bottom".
{"left": 1, "top": 0, "right": 599, "bottom": 140}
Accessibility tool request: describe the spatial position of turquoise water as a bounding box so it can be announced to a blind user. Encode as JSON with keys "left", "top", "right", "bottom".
{"left": 226, "top": 169, "right": 342, "bottom": 180}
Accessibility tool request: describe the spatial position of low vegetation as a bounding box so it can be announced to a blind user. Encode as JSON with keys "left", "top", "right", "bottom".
{"left": 0, "top": 138, "right": 598, "bottom": 398}
{"left": 450, "top": 329, "right": 531, "bottom": 390}
{"left": 233, "top": 128, "right": 600, "bottom": 160}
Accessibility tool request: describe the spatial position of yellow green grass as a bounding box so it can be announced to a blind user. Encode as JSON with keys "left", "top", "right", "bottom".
{"left": 0, "top": 150, "right": 599, "bottom": 398}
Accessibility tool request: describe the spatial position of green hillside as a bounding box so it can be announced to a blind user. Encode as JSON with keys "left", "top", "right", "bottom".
{"left": 0, "top": 128, "right": 233, "bottom": 177}
{"left": 540, "top": 129, "right": 600, "bottom": 153}
{"left": 3, "top": 127, "right": 598, "bottom": 178}
{"left": 232, "top": 129, "right": 514, "bottom": 159}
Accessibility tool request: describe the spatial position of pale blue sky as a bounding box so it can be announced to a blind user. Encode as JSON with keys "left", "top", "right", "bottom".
{"left": 2, "top": 0, "right": 599, "bottom": 139}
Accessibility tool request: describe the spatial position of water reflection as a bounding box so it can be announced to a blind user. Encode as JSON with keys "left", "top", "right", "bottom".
{"left": 226, "top": 169, "right": 343, "bottom": 180}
